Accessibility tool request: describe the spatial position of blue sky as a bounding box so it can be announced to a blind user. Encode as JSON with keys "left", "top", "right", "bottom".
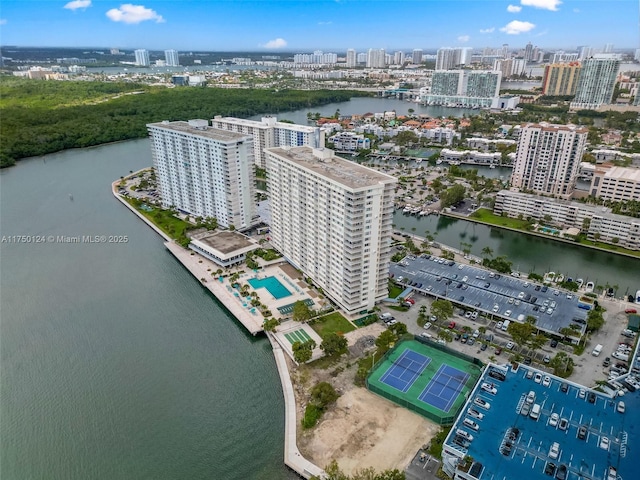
{"left": 0, "top": 0, "right": 637, "bottom": 52}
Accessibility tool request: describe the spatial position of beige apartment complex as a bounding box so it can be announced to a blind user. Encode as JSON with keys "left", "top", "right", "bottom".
{"left": 511, "top": 123, "right": 587, "bottom": 198}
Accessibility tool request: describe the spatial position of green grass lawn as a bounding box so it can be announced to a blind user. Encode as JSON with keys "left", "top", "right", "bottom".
{"left": 310, "top": 312, "right": 356, "bottom": 339}
{"left": 470, "top": 208, "right": 532, "bottom": 229}
{"left": 388, "top": 284, "right": 404, "bottom": 298}
{"left": 125, "top": 197, "right": 191, "bottom": 245}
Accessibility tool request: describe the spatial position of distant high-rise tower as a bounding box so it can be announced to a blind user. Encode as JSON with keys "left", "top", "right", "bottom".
{"left": 346, "top": 49, "right": 357, "bottom": 68}
{"left": 578, "top": 46, "right": 593, "bottom": 60}
{"left": 164, "top": 49, "right": 180, "bottom": 67}
{"left": 366, "top": 48, "right": 386, "bottom": 68}
{"left": 524, "top": 42, "right": 534, "bottom": 62}
{"left": 134, "top": 49, "right": 150, "bottom": 67}
{"left": 435, "top": 48, "right": 459, "bottom": 70}
{"left": 541, "top": 62, "right": 582, "bottom": 96}
{"left": 265, "top": 146, "right": 397, "bottom": 314}
{"left": 511, "top": 122, "right": 587, "bottom": 198}
{"left": 603, "top": 43, "right": 614, "bottom": 53}
{"left": 147, "top": 120, "right": 257, "bottom": 229}
{"left": 570, "top": 55, "right": 620, "bottom": 110}
{"left": 394, "top": 51, "right": 405, "bottom": 65}
{"left": 502, "top": 44, "right": 510, "bottom": 59}
{"left": 412, "top": 49, "right": 423, "bottom": 64}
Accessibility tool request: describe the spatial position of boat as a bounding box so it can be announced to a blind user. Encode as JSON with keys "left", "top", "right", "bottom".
{"left": 436, "top": 159, "right": 443, "bottom": 165}
{"left": 576, "top": 278, "right": 584, "bottom": 288}
{"left": 586, "top": 281, "right": 595, "bottom": 293}
{"left": 636, "top": 289, "right": 640, "bottom": 304}
{"left": 489, "top": 164, "right": 496, "bottom": 169}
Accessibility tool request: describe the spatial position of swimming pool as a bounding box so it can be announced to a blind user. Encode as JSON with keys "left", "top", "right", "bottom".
{"left": 247, "top": 276, "right": 292, "bottom": 300}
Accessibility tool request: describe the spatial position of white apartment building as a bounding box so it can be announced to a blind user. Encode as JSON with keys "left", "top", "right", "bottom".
{"left": 494, "top": 190, "right": 640, "bottom": 250}
{"left": 590, "top": 165, "right": 640, "bottom": 202}
{"left": 328, "top": 131, "right": 370, "bottom": 151}
{"left": 164, "top": 49, "right": 179, "bottom": 66}
{"left": 510, "top": 123, "right": 587, "bottom": 198}
{"left": 367, "top": 48, "right": 386, "bottom": 69}
{"left": 265, "top": 146, "right": 397, "bottom": 314}
{"left": 346, "top": 49, "right": 357, "bottom": 68}
{"left": 570, "top": 55, "right": 620, "bottom": 110}
{"left": 424, "top": 70, "right": 501, "bottom": 108}
{"left": 211, "top": 116, "right": 323, "bottom": 169}
{"left": 147, "top": 120, "right": 257, "bottom": 229}
{"left": 412, "top": 49, "right": 423, "bottom": 64}
{"left": 134, "top": 49, "right": 150, "bottom": 66}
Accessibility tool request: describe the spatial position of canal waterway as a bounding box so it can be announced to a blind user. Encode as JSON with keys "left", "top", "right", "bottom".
{"left": 392, "top": 210, "right": 640, "bottom": 296}
{"left": 0, "top": 140, "right": 297, "bottom": 480}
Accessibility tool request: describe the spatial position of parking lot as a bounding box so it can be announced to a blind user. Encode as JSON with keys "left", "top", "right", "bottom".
{"left": 389, "top": 254, "right": 587, "bottom": 336}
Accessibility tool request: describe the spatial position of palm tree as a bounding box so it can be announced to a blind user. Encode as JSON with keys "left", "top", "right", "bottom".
{"left": 481, "top": 246, "right": 493, "bottom": 258}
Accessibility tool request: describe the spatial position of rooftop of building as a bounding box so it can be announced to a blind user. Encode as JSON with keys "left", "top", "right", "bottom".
{"left": 266, "top": 146, "right": 396, "bottom": 190}
{"left": 520, "top": 122, "right": 588, "bottom": 133}
{"left": 600, "top": 165, "right": 640, "bottom": 182}
{"left": 147, "top": 120, "right": 252, "bottom": 143}
{"left": 444, "top": 364, "right": 638, "bottom": 480}
{"left": 212, "top": 115, "right": 317, "bottom": 132}
{"left": 190, "top": 230, "right": 257, "bottom": 256}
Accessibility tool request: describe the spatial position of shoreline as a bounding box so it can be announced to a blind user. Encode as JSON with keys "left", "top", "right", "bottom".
{"left": 111, "top": 176, "right": 325, "bottom": 479}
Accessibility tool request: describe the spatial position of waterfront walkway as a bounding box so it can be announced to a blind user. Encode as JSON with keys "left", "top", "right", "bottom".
{"left": 268, "top": 334, "right": 326, "bottom": 479}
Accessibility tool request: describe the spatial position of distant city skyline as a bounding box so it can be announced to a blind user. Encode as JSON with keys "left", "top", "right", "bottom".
{"left": 0, "top": 0, "right": 637, "bottom": 51}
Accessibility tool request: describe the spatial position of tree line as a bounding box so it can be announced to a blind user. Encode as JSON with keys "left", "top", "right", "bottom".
{"left": 0, "top": 77, "right": 369, "bottom": 168}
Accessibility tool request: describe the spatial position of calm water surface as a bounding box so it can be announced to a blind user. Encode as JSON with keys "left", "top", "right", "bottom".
{"left": 0, "top": 140, "right": 296, "bottom": 480}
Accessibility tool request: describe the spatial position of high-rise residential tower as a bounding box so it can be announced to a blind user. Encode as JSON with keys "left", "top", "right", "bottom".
{"left": 510, "top": 123, "right": 588, "bottom": 198}
{"left": 570, "top": 55, "right": 620, "bottom": 110}
{"left": 134, "top": 49, "right": 150, "bottom": 66}
{"left": 346, "top": 49, "right": 357, "bottom": 67}
{"left": 147, "top": 120, "right": 257, "bottom": 229}
{"left": 265, "top": 147, "right": 397, "bottom": 314}
{"left": 366, "top": 48, "right": 386, "bottom": 68}
{"left": 412, "top": 49, "right": 423, "bottom": 64}
{"left": 541, "top": 62, "right": 582, "bottom": 96}
{"left": 164, "top": 49, "right": 180, "bottom": 66}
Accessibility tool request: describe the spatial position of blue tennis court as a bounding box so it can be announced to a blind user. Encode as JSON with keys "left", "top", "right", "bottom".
{"left": 380, "top": 349, "right": 431, "bottom": 393}
{"left": 419, "top": 364, "right": 470, "bottom": 412}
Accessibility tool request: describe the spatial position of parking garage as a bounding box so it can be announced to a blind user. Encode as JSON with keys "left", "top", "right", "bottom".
{"left": 389, "top": 255, "right": 588, "bottom": 336}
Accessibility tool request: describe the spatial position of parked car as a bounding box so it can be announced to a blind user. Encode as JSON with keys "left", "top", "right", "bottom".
{"left": 549, "top": 413, "right": 559, "bottom": 427}
{"left": 577, "top": 425, "right": 588, "bottom": 440}
{"left": 550, "top": 339, "right": 558, "bottom": 348}
{"left": 544, "top": 354, "right": 551, "bottom": 364}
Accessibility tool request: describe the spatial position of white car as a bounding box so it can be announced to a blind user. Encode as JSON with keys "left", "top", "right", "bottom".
{"left": 504, "top": 310, "right": 512, "bottom": 317}
{"left": 463, "top": 418, "right": 479, "bottom": 431}
{"left": 549, "top": 413, "right": 559, "bottom": 427}
{"left": 473, "top": 397, "right": 491, "bottom": 410}
{"left": 493, "top": 305, "right": 500, "bottom": 313}
{"left": 600, "top": 436, "right": 610, "bottom": 450}
{"left": 506, "top": 341, "right": 515, "bottom": 350}
{"left": 617, "top": 401, "right": 626, "bottom": 413}
{"left": 578, "top": 389, "right": 586, "bottom": 399}
{"left": 462, "top": 276, "right": 468, "bottom": 282}
{"left": 518, "top": 291, "right": 525, "bottom": 299}
{"left": 471, "top": 311, "right": 478, "bottom": 319}
{"left": 423, "top": 322, "right": 432, "bottom": 330}
{"left": 456, "top": 429, "right": 474, "bottom": 441}
{"left": 534, "top": 373, "right": 542, "bottom": 384}
{"left": 549, "top": 441, "right": 560, "bottom": 460}
{"left": 481, "top": 382, "right": 497, "bottom": 394}
{"left": 458, "top": 264, "right": 464, "bottom": 269}
{"left": 543, "top": 376, "right": 551, "bottom": 387}
{"left": 496, "top": 321, "right": 503, "bottom": 330}
{"left": 467, "top": 407, "right": 485, "bottom": 420}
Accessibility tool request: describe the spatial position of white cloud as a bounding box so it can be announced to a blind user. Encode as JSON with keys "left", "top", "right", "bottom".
{"left": 0, "top": 19, "right": 7, "bottom": 25}
{"left": 106, "top": 4, "right": 165, "bottom": 24}
{"left": 480, "top": 27, "right": 495, "bottom": 34}
{"left": 458, "top": 35, "right": 470, "bottom": 43}
{"left": 520, "top": 0, "right": 561, "bottom": 11}
{"left": 500, "top": 20, "right": 536, "bottom": 34}
{"left": 261, "top": 38, "right": 287, "bottom": 49}
{"left": 64, "top": 0, "right": 91, "bottom": 10}
{"left": 318, "top": 21, "right": 332, "bottom": 25}
{"left": 507, "top": 5, "right": 522, "bottom": 13}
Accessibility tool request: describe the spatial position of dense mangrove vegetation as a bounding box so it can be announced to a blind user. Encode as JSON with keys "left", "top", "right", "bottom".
{"left": 0, "top": 77, "right": 369, "bottom": 167}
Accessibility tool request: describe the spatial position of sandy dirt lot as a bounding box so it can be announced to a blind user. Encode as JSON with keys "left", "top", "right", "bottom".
{"left": 291, "top": 326, "right": 440, "bottom": 475}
